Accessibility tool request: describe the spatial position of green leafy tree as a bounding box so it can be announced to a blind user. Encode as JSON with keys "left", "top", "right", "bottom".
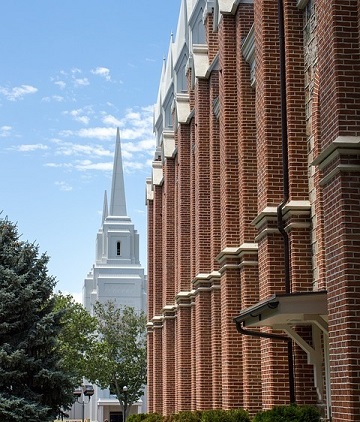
{"left": 0, "top": 217, "right": 75, "bottom": 421}
{"left": 54, "top": 293, "right": 97, "bottom": 386}
{"left": 86, "top": 301, "right": 147, "bottom": 420}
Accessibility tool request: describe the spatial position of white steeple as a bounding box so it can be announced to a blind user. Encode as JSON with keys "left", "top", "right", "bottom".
{"left": 110, "top": 127, "right": 127, "bottom": 217}
{"left": 102, "top": 190, "right": 109, "bottom": 224}
{"left": 83, "top": 128, "right": 146, "bottom": 315}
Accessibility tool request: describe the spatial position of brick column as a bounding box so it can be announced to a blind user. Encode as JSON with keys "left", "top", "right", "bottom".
{"left": 210, "top": 276, "right": 222, "bottom": 409}
{"left": 174, "top": 120, "right": 193, "bottom": 413}
{"left": 152, "top": 318, "right": 163, "bottom": 414}
{"left": 235, "top": 3, "right": 261, "bottom": 415}
{"left": 255, "top": 219, "right": 290, "bottom": 408}
{"left": 163, "top": 157, "right": 176, "bottom": 304}
{"left": 153, "top": 184, "right": 163, "bottom": 317}
{"left": 314, "top": 1, "right": 360, "bottom": 420}
{"left": 152, "top": 183, "right": 163, "bottom": 412}
{"left": 218, "top": 12, "right": 243, "bottom": 409}
{"left": 176, "top": 123, "right": 191, "bottom": 294}
{"left": 190, "top": 294, "right": 197, "bottom": 411}
{"left": 146, "top": 325, "right": 154, "bottom": 413}
{"left": 146, "top": 191, "right": 154, "bottom": 412}
{"left": 194, "top": 78, "right": 212, "bottom": 274}
{"left": 162, "top": 309, "right": 176, "bottom": 416}
{"left": 208, "top": 70, "right": 222, "bottom": 409}
{"left": 254, "top": 0, "right": 291, "bottom": 407}
{"left": 161, "top": 155, "right": 176, "bottom": 416}
{"left": 193, "top": 277, "right": 213, "bottom": 409}
{"left": 175, "top": 295, "right": 192, "bottom": 412}
{"left": 239, "top": 251, "right": 261, "bottom": 415}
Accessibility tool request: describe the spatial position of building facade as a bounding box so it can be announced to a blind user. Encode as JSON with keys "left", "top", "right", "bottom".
{"left": 146, "top": 1, "right": 360, "bottom": 421}
{"left": 82, "top": 128, "right": 147, "bottom": 422}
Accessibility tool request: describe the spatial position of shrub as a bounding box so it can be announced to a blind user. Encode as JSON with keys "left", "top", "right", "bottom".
{"left": 252, "top": 404, "right": 321, "bottom": 422}
{"left": 201, "top": 409, "right": 251, "bottom": 422}
{"left": 165, "top": 410, "right": 203, "bottom": 421}
{"left": 127, "top": 414, "right": 149, "bottom": 422}
{"left": 127, "top": 413, "right": 164, "bottom": 422}
{"left": 144, "top": 413, "right": 165, "bottom": 422}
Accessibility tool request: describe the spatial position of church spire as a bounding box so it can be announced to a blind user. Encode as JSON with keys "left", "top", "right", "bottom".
{"left": 102, "top": 190, "right": 109, "bottom": 223}
{"left": 109, "top": 128, "right": 127, "bottom": 217}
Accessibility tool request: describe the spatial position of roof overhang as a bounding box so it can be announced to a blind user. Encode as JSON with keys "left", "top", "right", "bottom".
{"left": 234, "top": 291, "right": 328, "bottom": 329}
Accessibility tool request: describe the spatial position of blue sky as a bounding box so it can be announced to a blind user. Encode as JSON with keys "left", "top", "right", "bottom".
{"left": 0, "top": 1, "right": 180, "bottom": 300}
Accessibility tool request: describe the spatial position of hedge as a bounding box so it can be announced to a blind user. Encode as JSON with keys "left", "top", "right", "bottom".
{"left": 252, "top": 404, "right": 321, "bottom": 422}
{"left": 127, "top": 405, "right": 320, "bottom": 422}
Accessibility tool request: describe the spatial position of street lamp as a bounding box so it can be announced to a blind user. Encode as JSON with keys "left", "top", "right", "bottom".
{"left": 73, "top": 384, "right": 94, "bottom": 422}
{"left": 123, "top": 385, "right": 128, "bottom": 422}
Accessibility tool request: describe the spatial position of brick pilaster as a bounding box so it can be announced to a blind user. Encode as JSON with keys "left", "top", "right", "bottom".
{"left": 153, "top": 184, "right": 163, "bottom": 316}
{"left": 146, "top": 325, "right": 154, "bottom": 413}
{"left": 152, "top": 318, "right": 163, "bottom": 414}
{"left": 175, "top": 295, "right": 192, "bottom": 412}
{"left": 194, "top": 78, "right": 212, "bottom": 274}
{"left": 193, "top": 277, "right": 213, "bottom": 409}
{"left": 162, "top": 308, "right": 176, "bottom": 416}
{"left": 163, "top": 158, "right": 176, "bottom": 304}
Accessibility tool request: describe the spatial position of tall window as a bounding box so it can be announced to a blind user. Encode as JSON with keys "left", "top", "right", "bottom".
{"left": 117, "top": 241, "right": 121, "bottom": 256}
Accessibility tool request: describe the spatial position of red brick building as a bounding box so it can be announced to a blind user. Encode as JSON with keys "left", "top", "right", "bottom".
{"left": 146, "top": 1, "right": 360, "bottom": 421}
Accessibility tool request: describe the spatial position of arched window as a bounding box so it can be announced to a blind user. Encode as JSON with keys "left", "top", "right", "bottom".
{"left": 117, "top": 241, "right": 121, "bottom": 256}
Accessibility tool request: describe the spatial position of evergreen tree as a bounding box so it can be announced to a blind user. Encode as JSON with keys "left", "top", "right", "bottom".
{"left": 0, "top": 217, "right": 75, "bottom": 421}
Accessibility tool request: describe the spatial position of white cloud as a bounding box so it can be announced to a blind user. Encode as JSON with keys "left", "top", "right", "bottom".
{"left": 74, "top": 160, "right": 113, "bottom": 171}
{"left": 54, "top": 141, "right": 112, "bottom": 158}
{"left": 55, "top": 80, "right": 66, "bottom": 90}
{"left": 55, "top": 181, "right": 73, "bottom": 191}
{"left": 77, "top": 127, "right": 116, "bottom": 140}
{"left": 42, "top": 95, "right": 64, "bottom": 102}
{"left": 0, "top": 84, "right": 38, "bottom": 101}
{"left": 45, "top": 162, "right": 73, "bottom": 168}
{"left": 50, "top": 106, "right": 155, "bottom": 175}
{"left": 124, "top": 161, "right": 146, "bottom": 170}
{"left": 13, "top": 144, "right": 48, "bottom": 152}
{"left": 102, "top": 114, "right": 121, "bottom": 126}
{"left": 63, "top": 108, "right": 91, "bottom": 125}
{"left": 91, "top": 67, "right": 111, "bottom": 81}
{"left": 0, "top": 126, "right": 12, "bottom": 137}
{"left": 74, "top": 78, "right": 90, "bottom": 87}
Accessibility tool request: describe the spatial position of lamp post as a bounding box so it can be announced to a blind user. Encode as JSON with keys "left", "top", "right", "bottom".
{"left": 123, "top": 385, "right": 128, "bottom": 422}
{"left": 73, "top": 384, "right": 94, "bottom": 422}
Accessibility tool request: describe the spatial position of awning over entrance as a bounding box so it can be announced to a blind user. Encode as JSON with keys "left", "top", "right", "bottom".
{"left": 233, "top": 290, "right": 330, "bottom": 411}
{"left": 233, "top": 290, "right": 328, "bottom": 331}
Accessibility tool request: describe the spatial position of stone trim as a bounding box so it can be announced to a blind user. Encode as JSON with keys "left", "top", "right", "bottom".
{"left": 241, "top": 24, "right": 255, "bottom": 87}
{"left": 152, "top": 160, "right": 164, "bottom": 186}
{"left": 162, "top": 304, "right": 177, "bottom": 319}
{"left": 252, "top": 206, "right": 278, "bottom": 229}
{"left": 175, "top": 93, "right": 192, "bottom": 124}
{"left": 312, "top": 136, "right": 360, "bottom": 168}
{"left": 218, "top": 0, "right": 253, "bottom": 15}
{"left": 312, "top": 136, "right": 360, "bottom": 186}
{"left": 146, "top": 177, "right": 154, "bottom": 202}
{"left": 192, "top": 44, "right": 210, "bottom": 79}
{"left": 162, "top": 130, "right": 176, "bottom": 158}
{"left": 175, "top": 291, "right": 193, "bottom": 307}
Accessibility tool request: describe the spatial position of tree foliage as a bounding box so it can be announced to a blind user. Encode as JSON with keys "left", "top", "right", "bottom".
{"left": 0, "top": 217, "right": 75, "bottom": 421}
{"left": 86, "top": 301, "right": 147, "bottom": 419}
{"left": 54, "top": 293, "right": 98, "bottom": 386}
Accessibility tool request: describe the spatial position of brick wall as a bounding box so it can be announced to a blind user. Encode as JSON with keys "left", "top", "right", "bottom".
{"left": 146, "top": 1, "right": 360, "bottom": 420}
{"left": 313, "top": 0, "right": 360, "bottom": 420}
